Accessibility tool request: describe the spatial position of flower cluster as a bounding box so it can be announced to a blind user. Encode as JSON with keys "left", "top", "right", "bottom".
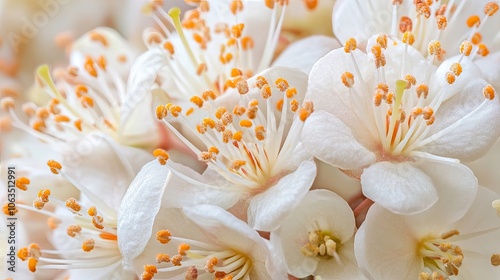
{"left": 1, "top": 0, "right": 500, "bottom": 280}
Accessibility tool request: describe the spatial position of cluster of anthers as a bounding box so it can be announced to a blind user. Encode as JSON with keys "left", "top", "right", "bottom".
{"left": 301, "top": 228, "right": 340, "bottom": 262}
{"left": 418, "top": 230, "right": 464, "bottom": 280}
{"left": 141, "top": 0, "right": 289, "bottom": 99}
{"left": 0, "top": 29, "right": 131, "bottom": 146}
{"left": 390, "top": 1, "right": 499, "bottom": 61}
{"left": 340, "top": 34, "right": 496, "bottom": 159}
{"left": 154, "top": 73, "right": 313, "bottom": 192}
{"left": 11, "top": 159, "right": 120, "bottom": 274}
{"left": 140, "top": 229, "right": 252, "bottom": 280}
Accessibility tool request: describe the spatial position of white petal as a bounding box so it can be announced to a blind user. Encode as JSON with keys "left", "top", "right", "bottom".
{"left": 361, "top": 161, "right": 438, "bottom": 214}
{"left": 354, "top": 204, "right": 422, "bottom": 280}
{"left": 117, "top": 160, "right": 170, "bottom": 263}
{"left": 247, "top": 160, "right": 317, "bottom": 231}
{"left": 307, "top": 48, "right": 379, "bottom": 148}
{"left": 272, "top": 35, "right": 340, "bottom": 74}
{"left": 315, "top": 240, "right": 367, "bottom": 280}
{"left": 419, "top": 79, "right": 500, "bottom": 161}
{"left": 302, "top": 110, "right": 376, "bottom": 170}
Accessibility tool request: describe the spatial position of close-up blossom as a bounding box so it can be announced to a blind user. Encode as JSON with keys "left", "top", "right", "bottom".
{"left": 1, "top": 0, "right": 500, "bottom": 279}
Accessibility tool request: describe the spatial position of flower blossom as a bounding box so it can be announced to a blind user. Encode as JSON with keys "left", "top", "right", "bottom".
{"left": 302, "top": 34, "right": 500, "bottom": 214}
{"left": 355, "top": 186, "right": 500, "bottom": 279}
{"left": 152, "top": 67, "right": 317, "bottom": 231}
{"left": 333, "top": 0, "right": 500, "bottom": 87}
{"left": 119, "top": 204, "right": 287, "bottom": 280}
{"left": 270, "top": 190, "right": 365, "bottom": 279}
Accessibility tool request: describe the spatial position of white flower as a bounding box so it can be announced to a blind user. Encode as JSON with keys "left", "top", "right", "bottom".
{"left": 152, "top": 67, "right": 317, "bottom": 231}
{"left": 333, "top": 0, "right": 500, "bottom": 87}
{"left": 355, "top": 186, "right": 500, "bottom": 279}
{"left": 1, "top": 27, "right": 161, "bottom": 151}
{"left": 119, "top": 204, "right": 287, "bottom": 280}
{"left": 270, "top": 190, "right": 365, "bottom": 279}
{"left": 132, "top": 0, "right": 338, "bottom": 103}
{"left": 302, "top": 34, "right": 500, "bottom": 214}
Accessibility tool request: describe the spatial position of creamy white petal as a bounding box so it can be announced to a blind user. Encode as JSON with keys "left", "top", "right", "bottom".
{"left": 272, "top": 35, "right": 340, "bottom": 74}
{"left": 247, "top": 160, "right": 316, "bottom": 231}
{"left": 117, "top": 160, "right": 170, "bottom": 263}
{"left": 361, "top": 161, "right": 437, "bottom": 215}
{"left": 302, "top": 110, "right": 376, "bottom": 170}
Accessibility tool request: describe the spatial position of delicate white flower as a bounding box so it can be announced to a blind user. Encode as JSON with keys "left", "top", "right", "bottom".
{"left": 302, "top": 34, "right": 500, "bottom": 214}
{"left": 119, "top": 204, "right": 287, "bottom": 280}
{"left": 1, "top": 27, "right": 161, "bottom": 151}
{"left": 152, "top": 67, "right": 317, "bottom": 231}
{"left": 133, "top": 0, "right": 338, "bottom": 104}
{"left": 333, "top": 0, "right": 500, "bottom": 87}
{"left": 270, "top": 190, "right": 365, "bottom": 279}
{"left": 355, "top": 186, "right": 500, "bottom": 279}
{"left": 10, "top": 136, "right": 150, "bottom": 280}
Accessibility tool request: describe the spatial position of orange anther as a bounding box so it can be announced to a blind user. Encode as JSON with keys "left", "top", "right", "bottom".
{"left": 65, "top": 198, "right": 81, "bottom": 212}
{"left": 261, "top": 84, "right": 272, "bottom": 99}
{"left": 230, "top": 0, "right": 244, "bottom": 14}
{"left": 471, "top": 32, "right": 483, "bottom": 45}
{"left": 265, "top": 0, "right": 274, "bottom": 9}
{"left": 399, "top": 16, "right": 413, "bottom": 33}
{"left": 466, "top": 15, "right": 481, "bottom": 28}
{"left": 0, "top": 97, "right": 15, "bottom": 111}
{"left": 416, "top": 84, "right": 429, "bottom": 98}
{"left": 232, "top": 131, "right": 243, "bottom": 141}
{"left": 477, "top": 44, "right": 490, "bottom": 56}
{"left": 67, "top": 224, "right": 82, "bottom": 237}
{"left": 156, "top": 254, "right": 170, "bottom": 263}
{"left": 84, "top": 57, "right": 98, "bottom": 77}
{"left": 483, "top": 85, "right": 496, "bottom": 100}
{"left": 460, "top": 41, "right": 473, "bottom": 56}
{"left": 153, "top": 149, "right": 169, "bottom": 165}
{"left": 163, "top": 41, "right": 175, "bottom": 55}
{"left": 402, "top": 32, "right": 415, "bottom": 45}
{"left": 341, "top": 72, "right": 355, "bottom": 88}
{"left": 75, "top": 85, "right": 88, "bottom": 97}
{"left": 80, "top": 95, "right": 94, "bottom": 108}
{"left": 344, "top": 38, "right": 357, "bottom": 53}
{"left": 241, "top": 36, "right": 254, "bottom": 50}
{"left": 178, "top": 243, "right": 191, "bottom": 255}
{"left": 239, "top": 119, "right": 252, "bottom": 128}
{"left": 436, "top": 15, "right": 447, "bottom": 30}
{"left": 276, "top": 99, "right": 284, "bottom": 111}
{"left": 485, "top": 2, "right": 499, "bottom": 16}
{"left": 275, "top": 77, "right": 289, "bottom": 92}
{"left": 54, "top": 115, "right": 70, "bottom": 123}
{"left": 99, "top": 232, "right": 118, "bottom": 241}
{"left": 47, "top": 160, "right": 62, "bottom": 174}
{"left": 377, "top": 34, "right": 388, "bottom": 48}
{"left": 18, "top": 247, "right": 29, "bottom": 261}
{"left": 450, "top": 63, "right": 462, "bottom": 76}
{"left": 231, "top": 23, "right": 245, "bottom": 38}
{"left": 156, "top": 229, "right": 172, "bottom": 244}
{"left": 255, "top": 125, "right": 265, "bottom": 141}
{"left": 290, "top": 99, "right": 299, "bottom": 112}
{"left": 445, "top": 72, "right": 456, "bottom": 84}
{"left": 89, "top": 31, "right": 108, "bottom": 46}
{"left": 190, "top": 96, "right": 204, "bottom": 108}
{"left": 28, "top": 257, "right": 38, "bottom": 272}
{"left": 231, "top": 160, "right": 246, "bottom": 170}
{"left": 15, "top": 177, "right": 30, "bottom": 191}
{"left": 82, "top": 239, "right": 95, "bottom": 252}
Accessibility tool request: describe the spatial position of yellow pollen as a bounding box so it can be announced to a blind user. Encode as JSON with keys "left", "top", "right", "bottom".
{"left": 290, "top": 99, "right": 299, "bottom": 112}
{"left": 471, "top": 32, "right": 482, "bottom": 45}
{"left": 215, "top": 107, "right": 227, "bottom": 119}
{"left": 230, "top": 0, "right": 244, "bottom": 14}
{"left": 477, "top": 43, "right": 490, "bottom": 56}
{"left": 87, "top": 206, "right": 97, "bottom": 216}
{"left": 450, "top": 63, "right": 462, "bottom": 76}
{"left": 275, "top": 77, "right": 289, "bottom": 92}
{"left": 156, "top": 105, "right": 168, "bottom": 120}
{"left": 65, "top": 198, "right": 81, "bottom": 212}
{"left": 82, "top": 239, "right": 95, "bottom": 252}
{"left": 202, "top": 117, "right": 215, "bottom": 129}
{"left": 299, "top": 108, "right": 311, "bottom": 122}
{"left": 344, "top": 38, "right": 357, "bottom": 53}
{"left": 185, "top": 266, "right": 198, "bottom": 280}
{"left": 156, "top": 253, "right": 170, "bottom": 263}
{"left": 286, "top": 87, "right": 297, "bottom": 98}
{"left": 374, "top": 91, "right": 383, "bottom": 106}
{"left": 231, "top": 23, "right": 245, "bottom": 38}
{"left": 416, "top": 3, "right": 431, "bottom": 18}
{"left": 232, "top": 130, "right": 243, "bottom": 141}
{"left": 75, "top": 85, "right": 88, "bottom": 97}
{"left": 80, "top": 95, "right": 94, "bottom": 108}
{"left": 261, "top": 84, "right": 272, "bottom": 99}
{"left": 89, "top": 31, "right": 109, "bottom": 46}
{"left": 255, "top": 125, "right": 265, "bottom": 141}
{"left": 445, "top": 72, "right": 456, "bottom": 84}
{"left": 17, "top": 247, "right": 29, "bottom": 261}
{"left": 371, "top": 45, "right": 383, "bottom": 58}
{"left": 28, "top": 257, "right": 38, "bottom": 272}
{"left": 400, "top": 16, "right": 413, "bottom": 33}
{"left": 205, "top": 256, "right": 219, "bottom": 273}
{"left": 402, "top": 32, "right": 415, "bottom": 45}
{"left": 54, "top": 115, "right": 70, "bottom": 123}
{"left": 47, "top": 159, "right": 62, "bottom": 174}
{"left": 67, "top": 225, "right": 82, "bottom": 237}
{"left": 436, "top": 15, "right": 447, "bottom": 30}
{"left": 416, "top": 84, "right": 429, "bottom": 98}
{"left": 231, "top": 68, "right": 243, "bottom": 77}
{"left": 405, "top": 75, "right": 417, "bottom": 89}
{"left": 169, "top": 105, "right": 182, "bottom": 117}
{"left": 467, "top": 15, "right": 481, "bottom": 28}
{"left": 171, "top": 254, "right": 183, "bottom": 266}
{"left": 483, "top": 85, "right": 496, "bottom": 100}
{"left": 460, "top": 41, "right": 473, "bottom": 56}
{"left": 178, "top": 243, "right": 191, "bottom": 255}
{"left": 428, "top": 40, "right": 442, "bottom": 56}
{"left": 276, "top": 99, "right": 284, "bottom": 111}
{"left": 209, "top": 146, "right": 220, "bottom": 154}
{"left": 190, "top": 96, "right": 204, "bottom": 108}
{"left": 492, "top": 254, "right": 500, "bottom": 266}
{"left": 485, "top": 2, "right": 499, "bottom": 16}
{"left": 341, "top": 72, "right": 355, "bottom": 88}
{"left": 239, "top": 119, "right": 252, "bottom": 128}
{"left": 99, "top": 232, "right": 118, "bottom": 241}
{"left": 153, "top": 148, "right": 169, "bottom": 165}
{"left": 377, "top": 83, "right": 389, "bottom": 93}
{"left": 157, "top": 229, "right": 172, "bottom": 244}
{"left": 256, "top": 75, "right": 268, "bottom": 89}
{"left": 231, "top": 160, "right": 246, "bottom": 171}
{"left": 163, "top": 41, "right": 175, "bottom": 55}
{"left": 15, "top": 177, "right": 30, "bottom": 191}
{"left": 202, "top": 89, "right": 217, "bottom": 101}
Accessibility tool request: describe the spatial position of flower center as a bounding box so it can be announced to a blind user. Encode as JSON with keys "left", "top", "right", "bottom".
{"left": 301, "top": 229, "right": 341, "bottom": 261}
{"left": 142, "top": 0, "right": 288, "bottom": 98}
{"left": 418, "top": 229, "right": 463, "bottom": 279}
{"left": 143, "top": 229, "right": 252, "bottom": 280}
{"left": 154, "top": 75, "right": 313, "bottom": 192}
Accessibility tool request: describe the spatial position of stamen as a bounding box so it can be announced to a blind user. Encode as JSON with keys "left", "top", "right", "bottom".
{"left": 47, "top": 159, "right": 62, "bottom": 174}
{"left": 483, "top": 85, "right": 496, "bottom": 100}
{"left": 15, "top": 177, "right": 30, "bottom": 191}
{"left": 492, "top": 254, "right": 500, "bottom": 266}
{"left": 157, "top": 229, "right": 172, "bottom": 244}
{"left": 82, "top": 239, "right": 95, "bottom": 252}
